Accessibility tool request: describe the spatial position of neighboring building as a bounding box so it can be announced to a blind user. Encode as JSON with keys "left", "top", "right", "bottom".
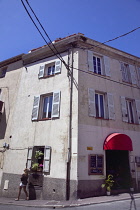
{"left": 0, "top": 33, "right": 140, "bottom": 200}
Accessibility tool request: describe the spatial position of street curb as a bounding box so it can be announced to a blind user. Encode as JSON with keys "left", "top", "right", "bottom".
{"left": 0, "top": 195, "right": 140, "bottom": 208}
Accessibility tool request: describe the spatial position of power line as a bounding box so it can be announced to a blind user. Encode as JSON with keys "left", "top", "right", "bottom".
{"left": 20, "top": 0, "right": 66, "bottom": 66}
{"left": 25, "top": 0, "right": 66, "bottom": 65}
{"left": 20, "top": 0, "right": 140, "bottom": 89}
{"left": 102, "top": 27, "right": 140, "bottom": 45}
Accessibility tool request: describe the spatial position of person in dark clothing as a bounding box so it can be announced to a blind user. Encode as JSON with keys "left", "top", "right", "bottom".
{"left": 15, "top": 168, "right": 29, "bottom": 201}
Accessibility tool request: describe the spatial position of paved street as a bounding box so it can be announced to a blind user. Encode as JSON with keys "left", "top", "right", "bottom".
{"left": 0, "top": 193, "right": 140, "bottom": 209}
{"left": 0, "top": 197, "right": 139, "bottom": 210}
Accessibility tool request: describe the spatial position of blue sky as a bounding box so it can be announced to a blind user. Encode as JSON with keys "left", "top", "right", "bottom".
{"left": 0, "top": 0, "right": 140, "bottom": 62}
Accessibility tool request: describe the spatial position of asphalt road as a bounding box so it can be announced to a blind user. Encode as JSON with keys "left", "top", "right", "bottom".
{"left": 0, "top": 197, "right": 139, "bottom": 210}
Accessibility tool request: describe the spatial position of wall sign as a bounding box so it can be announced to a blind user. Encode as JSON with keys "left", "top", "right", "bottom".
{"left": 88, "top": 154, "right": 104, "bottom": 175}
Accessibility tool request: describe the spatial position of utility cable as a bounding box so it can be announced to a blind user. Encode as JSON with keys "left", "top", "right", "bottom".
{"left": 25, "top": 0, "right": 66, "bottom": 65}
{"left": 20, "top": 0, "right": 65, "bottom": 65}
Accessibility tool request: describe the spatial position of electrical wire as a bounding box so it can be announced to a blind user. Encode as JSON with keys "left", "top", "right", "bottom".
{"left": 25, "top": 0, "right": 66, "bottom": 64}
{"left": 20, "top": 0, "right": 140, "bottom": 90}
{"left": 20, "top": 0, "right": 66, "bottom": 65}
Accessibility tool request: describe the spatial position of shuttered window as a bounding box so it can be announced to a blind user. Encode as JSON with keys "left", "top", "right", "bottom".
{"left": 88, "top": 88, "right": 115, "bottom": 120}
{"left": 26, "top": 146, "right": 51, "bottom": 173}
{"left": 38, "top": 60, "right": 61, "bottom": 78}
{"left": 26, "top": 147, "right": 33, "bottom": 169}
{"left": 120, "top": 96, "right": 139, "bottom": 124}
{"left": 121, "top": 63, "right": 136, "bottom": 84}
{"left": 87, "top": 51, "right": 111, "bottom": 76}
{"left": 32, "top": 91, "right": 60, "bottom": 121}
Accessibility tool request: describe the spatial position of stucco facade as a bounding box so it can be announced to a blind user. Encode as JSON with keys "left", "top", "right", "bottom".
{"left": 0, "top": 34, "right": 140, "bottom": 200}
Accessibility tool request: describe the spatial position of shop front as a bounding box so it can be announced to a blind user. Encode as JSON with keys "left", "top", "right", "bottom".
{"left": 103, "top": 133, "right": 133, "bottom": 192}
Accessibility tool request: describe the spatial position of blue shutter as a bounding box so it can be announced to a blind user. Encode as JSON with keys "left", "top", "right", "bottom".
{"left": 43, "top": 146, "right": 51, "bottom": 173}
{"left": 120, "top": 96, "right": 128, "bottom": 122}
{"left": 32, "top": 96, "right": 40, "bottom": 121}
{"left": 104, "top": 56, "right": 111, "bottom": 76}
{"left": 88, "top": 88, "right": 96, "bottom": 117}
{"left": 26, "top": 147, "right": 33, "bottom": 169}
{"left": 52, "top": 91, "right": 60, "bottom": 118}
{"left": 107, "top": 93, "right": 115, "bottom": 120}
{"left": 55, "top": 60, "right": 61, "bottom": 74}
{"left": 38, "top": 65, "right": 45, "bottom": 78}
{"left": 88, "top": 51, "right": 93, "bottom": 72}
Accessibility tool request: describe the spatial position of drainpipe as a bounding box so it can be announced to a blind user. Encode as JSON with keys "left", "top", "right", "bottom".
{"left": 66, "top": 48, "right": 74, "bottom": 200}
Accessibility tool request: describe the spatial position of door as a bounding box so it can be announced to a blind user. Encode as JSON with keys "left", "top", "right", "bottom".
{"left": 106, "top": 150, "right": 131, "bottom": 189}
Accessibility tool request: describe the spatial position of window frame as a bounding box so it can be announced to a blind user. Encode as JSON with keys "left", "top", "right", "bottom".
{"left": 93, "top": 55, "right": 102, "bottom": 75}
{"left": 26, "top": 146, "right": 51, "bottom": 174}
{"left": 32, "top": 91, "right": 61, "bottom": 121}
{"left": 88, "top": 154, "right": 104, "bottom": 175}
{"left": 95, "top": 92, "right": 105, "bottom": 118}
{"left": 126, "top": 99, "right": 135, "bottom": 124}
{"left": 38, "top": 60, "right": 61, "bottom": 79}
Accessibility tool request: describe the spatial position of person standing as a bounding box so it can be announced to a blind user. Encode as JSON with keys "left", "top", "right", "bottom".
{"left": 15, "top": 168, "right": 29, "bottom": 201}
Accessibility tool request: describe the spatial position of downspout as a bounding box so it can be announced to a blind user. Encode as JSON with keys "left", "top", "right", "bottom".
{"left": 66, "top": 47, "right": 74, "bottom": 200}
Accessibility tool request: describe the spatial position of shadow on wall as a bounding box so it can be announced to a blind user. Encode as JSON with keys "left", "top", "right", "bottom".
{"left": 0, "top": 107, "right": 7, "bottom": 140}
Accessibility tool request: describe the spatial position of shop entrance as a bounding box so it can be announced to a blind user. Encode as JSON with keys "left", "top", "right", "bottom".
{"left": 106, "top": 150, "right": 131, "bottom": 189}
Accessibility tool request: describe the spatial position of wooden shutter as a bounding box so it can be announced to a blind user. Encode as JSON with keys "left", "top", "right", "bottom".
{"left": 107, "top": 93, "right": 115, "bottom": 120}
{"left": 43, "top": 146, "right": 51, "bottom": 173}
{"left": 38, "top": 65, "right": 45, "bottom": 78}
{"left": 52, "top": 91, "right": 60, "bottom": 118}
{"left": 88, "top": 51, "right": 93, "bottom": 72}
{"left": 135, "top": 100, "right": 140, "bottom": 124}
{"left": 32, "top": 96, "right": 40, "bottom": 121}
{"left": 104, "top": 56, "right": 111, "bottom": 76}
{"left": 120, "top": 62, "right": 126, "bottom": 81}
{"left": 26, "top": 147, "right": 33, "bottom": 169}
{"left": 55, "top": 60, "right": 61, "bottom": 74}
{"left": 88, "top": 88, "right": 96, "bottom": 117}
{"left": 129, "top": 65, "right": 136, "bottom": 84}
{"left": 136, "top": 67, "right": 140, "bottom": 87}
{"left": 120, "top": 96, "right": 128, "bottom": 122}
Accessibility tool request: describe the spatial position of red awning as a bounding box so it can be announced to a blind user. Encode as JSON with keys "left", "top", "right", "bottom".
{"left": 103, "top": 133, "right": 133, "bottom": 151}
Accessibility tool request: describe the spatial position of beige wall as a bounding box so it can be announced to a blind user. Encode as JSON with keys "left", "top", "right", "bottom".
{"left": 2, "top": 51, "right": 79, "bottom": 182}
{"left": 78, "top": 48, "right": 140, "bottom": 181}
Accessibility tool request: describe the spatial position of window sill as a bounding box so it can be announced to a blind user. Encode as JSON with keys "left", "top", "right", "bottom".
{"left": 38, "top": 118, "right": 52, "bottom": 121}
{"left": 95, "top": 117, "right": 109, "bottom": 120}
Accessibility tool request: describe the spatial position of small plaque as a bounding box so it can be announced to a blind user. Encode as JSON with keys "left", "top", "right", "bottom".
{"left": 87, "top": 147, "right": 93, "bottom": 150}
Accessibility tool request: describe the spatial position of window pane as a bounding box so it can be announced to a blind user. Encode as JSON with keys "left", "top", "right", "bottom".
{"left": 93, "top": 56, "right": 97, "bottom": 73}
{"left": 95, "top": 94, "right": 99, "bottom": 117}
{"left": 100, "top": 95, "right": 104, "bottom": 118}
{"left": 97, "top": 58, "right": 101, "bottom": 75}
{"left": 129, "top": 101, "right": 134, "bottom": 123}
{"left": 52, "top": 65, "right": 55, "bottom": 74}
{"left": 42, "top": 97, "right": 48, "bottom": 118}
{"left": 48, "top": 96, "right": 53, "bottom": 118}
{"left": 48, "top": 67, "right": 52, "bottom": 76}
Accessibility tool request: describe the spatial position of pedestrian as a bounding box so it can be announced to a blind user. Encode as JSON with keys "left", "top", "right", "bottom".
{"left": 15, "top": 168, "right": 29, "bottom": 201}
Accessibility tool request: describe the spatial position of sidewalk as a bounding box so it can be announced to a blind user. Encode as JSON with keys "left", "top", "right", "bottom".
{"left": 0, "top": 193, "right": 140, "bottom": 208}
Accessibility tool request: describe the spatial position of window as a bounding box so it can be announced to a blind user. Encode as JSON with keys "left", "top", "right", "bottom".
{"left": 26, "top": 146, "right": 51, "bottom": 173}
{"left": 38, "top": 60, "right": 61, "bottom": 78}
{"left": 126, "top": 100, "right": 134, "bottom": 123}
{"left": 88, "top": 51, "right": 111, "bottom": 76}
{"left": 120, "top": 96, "right": 140, "bottom": 124}
{"left": 88, "top": 154, "right": 103, "bottom": 175}
{"left": 45, "top": 65, "right": 55, "bottom": 76}
{"left": 121, "top": 63, "right": 136, "bottom": 84}
{"left": 0, "top": 67, "right": 7, "bottom": 78}
{"left": 93, "top": 56, "right": 102, "bottom": 74}
{"left": 95, "top": 93, "right": 105, "bottom": 118}
{"left": 32, "top": 91, "right": 60, "bottom": 121}
{"left": 88, "top": 88, "right": 115, "bottom": 120}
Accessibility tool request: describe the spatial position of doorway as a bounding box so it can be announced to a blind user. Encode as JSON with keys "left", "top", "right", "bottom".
{"left": 106, "top": 150, "right": 131, "bottom": 190}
